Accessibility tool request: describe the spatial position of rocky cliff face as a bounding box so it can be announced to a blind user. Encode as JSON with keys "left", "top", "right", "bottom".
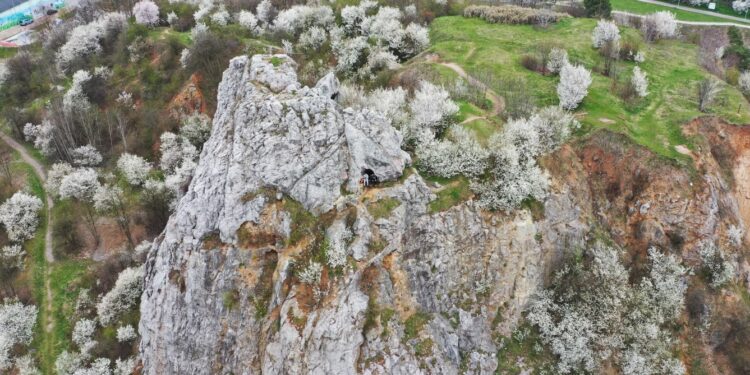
{"left": 140, "top": 55, "right": 750, "bottom": 374}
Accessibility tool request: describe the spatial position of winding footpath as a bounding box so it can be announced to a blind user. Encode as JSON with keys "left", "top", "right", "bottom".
{"left": 438, "top": 61, "right": 505, "bottom": 120}
{"left": 0, "top": 133, "right": 55, "bottom": 337}
{"left": 0, "top": 133, "right": 54, "bottom": 262}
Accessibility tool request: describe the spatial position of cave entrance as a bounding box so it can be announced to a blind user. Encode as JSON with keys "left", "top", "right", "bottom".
{"left": 360, "top": 168, "right": 379, "bottom": 187}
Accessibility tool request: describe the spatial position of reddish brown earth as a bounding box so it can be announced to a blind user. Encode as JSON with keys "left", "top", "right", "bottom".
{"left": 169, "top": 73, "right": 206, "bottom": 117}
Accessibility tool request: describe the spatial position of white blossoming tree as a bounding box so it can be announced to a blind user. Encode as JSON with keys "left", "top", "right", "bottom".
{"left": 0, "top": 191, "right": 43, "bottom": 243}
{"left": 631, "top": 66, "right": 649, "bottom": 97}
{"left": 180, "top": 113, "right": 212, "bottom": 149}
{"left": 406, "top": 81, "right": 459, "bottom": 143}
{"left": 298, "top": 26, "right": 327, "bottom": 51}
{"left": 733, "top": 0, "right": 750, "bottom": 15}
{"left": 256, "top": 0, "right": 275, "bottom": 25}
{"left": 417, "top": 125, "right": 490, "bottom": 179}
{"left": 97, "top": 266, "right": 144, "bottom": 326}
{"left": 23, "top": 121, "right": 55, "bottom": 157}
{"left": 72, "top": 318, "right": 97, "bottom": 355}
{"left": 58, "top": 168, "right": 99, "bottom": 201}
{"left": 56, "top": 13, "right": 127, "bottom": 72}
{"left": 238, "top": 10, "right": 260, "bottom": 34}
{"left": 116, "top": 324, "right": 138, "bottom": 343}
{"left": 557, "top": 63, "right": 592, "bottom": 110}
{"left": 273, "top": 5, "right": 334, "bottom": 36}
{"left": 527, "top": 245, "right": 688, "bottom": 374}
{"left": 114, "top": 357, "right": 137, "bottom": 375}
{"left": 642, "top": 11, "right": 678, "bottom": 42}
{"left": 71, "top": 144, "right": 103, "bottom": 167}
{"left": 133, "top": 0, "right": 160, "bottom": 26}
{"left": 58, "top": 168, "right": 101, "bottom": 244}
{"left": 592, "top": 19, "right": 620, "bottom": 49}
{"left": 0, "top": 300, "right": 37, "bottom": 371}
{"left": 117, "top": 153, "right": 152, "bottom": 186}
{"left": 211, "top": 5, "right": 230, "bottom": 26}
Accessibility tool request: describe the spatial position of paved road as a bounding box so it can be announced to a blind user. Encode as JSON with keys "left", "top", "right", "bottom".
{"left": 634, "top": 0, "right": 750, "bottom": 24}
{"left": 0, "top": 133, "right": 54, "bottom": 262}
{"left": 614, "top": 9, "right": 750, "bottom": 28}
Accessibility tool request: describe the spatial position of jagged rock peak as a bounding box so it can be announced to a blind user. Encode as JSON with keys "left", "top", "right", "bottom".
{"left": 217, "top": 53, "right": 409, "bottom": 217}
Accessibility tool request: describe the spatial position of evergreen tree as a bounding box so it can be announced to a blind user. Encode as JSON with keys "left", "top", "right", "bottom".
{"left": 584, "top": 0, "right": 612, "bottom": 18}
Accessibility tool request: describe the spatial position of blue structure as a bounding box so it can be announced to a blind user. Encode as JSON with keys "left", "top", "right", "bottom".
{"left": 0, "top": 0, "right": 64, "bottom": 30}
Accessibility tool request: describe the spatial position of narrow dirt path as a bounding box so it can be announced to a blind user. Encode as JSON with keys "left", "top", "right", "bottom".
{"left": 437, "top": 61, "right": 505, "bottom": 118}
{"left": 0, "top": 133, "right": 53, "bottom": 262}
{"left": 460, "top": 115, "right": 487, "bottom": 125}
{"left": 0, "top": 133, "right": 56, "bottom": 337}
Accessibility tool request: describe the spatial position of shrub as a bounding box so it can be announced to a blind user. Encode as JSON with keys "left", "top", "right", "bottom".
{"left": 297, "top": 261, "right": 323, "bottom": 284}
{"left": 699, "top": 241, "right": 735, "bottom": 288}
{"left": 619, "top": 38, "right": 643, "bottom": 61}
{"left": 463, "top": 5, "right": 567, "bottom": 25}
{"left": 726, "top": 67, "right": 740, "bottom": 85}
{"left": 521, "top": 54, "right": 543, "bottom": 73}
{"left": 547, "top": 48, "right": 569, "bottom": 74}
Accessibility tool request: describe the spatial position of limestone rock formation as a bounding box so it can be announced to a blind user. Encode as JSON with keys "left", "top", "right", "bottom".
{"left": 140, "top": 55, "right": 750, "bottom": 375}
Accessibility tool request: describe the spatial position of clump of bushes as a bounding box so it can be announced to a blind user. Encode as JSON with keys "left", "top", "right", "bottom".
{"left": 463, "top": 5, "right": 567, "bottom": 26}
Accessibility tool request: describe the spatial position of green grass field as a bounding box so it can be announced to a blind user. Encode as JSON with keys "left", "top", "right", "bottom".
{"left": 611, "top": 0, "right": 750, "bottom": 23}
{"left": 429, "top": 16, "right": 750, "bottom": 160}
{"left": 14, "top": 156, "right": 90, "bottom": 374}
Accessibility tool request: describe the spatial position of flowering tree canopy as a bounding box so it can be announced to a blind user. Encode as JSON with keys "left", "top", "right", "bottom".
{"left": 0, "top": 191, "right": 43, "bottom": 242}
{"left": 133, "top": 1, "right": 160, "bottom": 26}
{"left": 557, "top": 63, "right": 592, "bottom": 110}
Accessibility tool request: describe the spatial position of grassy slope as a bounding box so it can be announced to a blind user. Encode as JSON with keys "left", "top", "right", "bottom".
{"left": 16, "top": 158, "right": 88, "bottom": 373}
{"left": 610, "top": 0, "right": 750, "bottom": 23}
{"left": 430, "top": 16, "right": 750, "bottom": 160}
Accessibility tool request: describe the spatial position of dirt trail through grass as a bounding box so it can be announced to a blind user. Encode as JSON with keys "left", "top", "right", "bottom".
{"left": 437, "top": 60, "right": 505, "bottom": 119}
{"left": 0, "top": 133, "right": 56, "bottom": 354}
{"left": 0, "top": 133, "right": 53, "bottom": 262}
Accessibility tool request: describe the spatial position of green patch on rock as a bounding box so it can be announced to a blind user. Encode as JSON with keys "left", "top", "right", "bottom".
{"left": 428, "top": 176, "right": 472, "bottom": 213}
{"left": 404, "top": 311, "right": 432, "bottom": 341}
{"left": 367, "top": 197, "right": 401, "bottom": 220}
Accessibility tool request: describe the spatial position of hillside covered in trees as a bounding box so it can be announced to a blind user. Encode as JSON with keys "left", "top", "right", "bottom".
{"left": 1, "top": 0, "right": 750, "bottom": 374}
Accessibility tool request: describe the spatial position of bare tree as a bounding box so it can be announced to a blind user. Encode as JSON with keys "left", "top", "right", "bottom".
{"left": 0, "top": 148, "right": 13, "bottom": 187}
{"left": 698, "top": 78, "right": 722, "bottom": 112}
{"left": 698, "top": 28, "right": 729, "bottom": 76}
